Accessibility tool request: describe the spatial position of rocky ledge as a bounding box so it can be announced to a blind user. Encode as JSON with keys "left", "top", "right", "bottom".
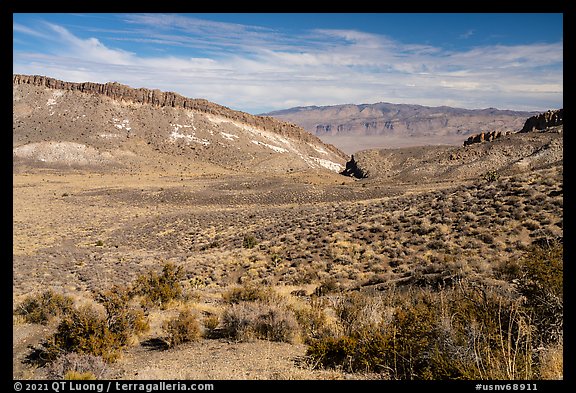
{"left": 13, "top": 74, "right": 346, "bottom": 159}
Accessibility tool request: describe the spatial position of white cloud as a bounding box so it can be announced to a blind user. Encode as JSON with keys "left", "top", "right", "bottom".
{"left": 13, "top": 17, "right": 563, "bottom": 113}
{"left": 13, "top": 23, "right": 48, "bottom": 39}
{"left": 45, "top": 23, "right": 135, "bottom": 65}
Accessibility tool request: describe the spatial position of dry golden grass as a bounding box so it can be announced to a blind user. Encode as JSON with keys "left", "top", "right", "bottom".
{"left": 538, "top": 343, "right": 563, "bottom": 380}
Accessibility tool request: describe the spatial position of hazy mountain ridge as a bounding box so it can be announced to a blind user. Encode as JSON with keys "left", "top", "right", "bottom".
{"left": 13, "top": 75, "right": 347, "bottom": 174}
{"left": 264, "top": 102, "right": 539, "bottom": 153}
{"left": 265, "top": 102, "right": 537, "bottom": 136}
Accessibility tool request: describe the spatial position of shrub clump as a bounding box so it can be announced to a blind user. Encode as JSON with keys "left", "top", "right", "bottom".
{"left": 291, "top": 298, "right": 332, "bottom": 343}
{"left": 46, "top": 352, "right": 107, "bottom": 380}
{"left": 516, "top": 241, "right": 563, "bottom": 345}
{"left": 483, "top": 170, "right": 501, "bottom": 182}
{"left": 162, "top": 308, "right": 202, "bottom": 348}
{"left": 306, "top": 280, "right": 543, "bottom": 379}
{"left": 313, "top": 277, "right": 340, "bottom": 296}
{"left": 222, "top": 284, "right": 278, "bottom": 304}
{"left": 221, "top": 301, "right": 300, "bottom": 343}
{"left": 133, "top": 262, "right": 185, "bottom": 309}
{"left": 203, "top": 314, "right": 220, "bottom": 338}
{"left": 64, "top": 371, "right": 97, "bottom": 380}
{"left": 14, "top": 290, "right": 74, "bottom": 325}
{"left": 242, "top": 234, "right": 258, "bottom": 249}
{"left": 96, "top": 286, "right": 150, "bottom": 347}
{"left": 39, "top": 286, "right": 148, "bottom": 363}
{"left": 307, "top": 293, "right": 439, "bottom": 378}
{"left": 42, "top": 305, "right": 125, "bottom": 363}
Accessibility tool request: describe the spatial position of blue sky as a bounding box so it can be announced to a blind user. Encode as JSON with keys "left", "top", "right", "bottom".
{"left": 13, "top": 13, "right": 563, "bottom": 114}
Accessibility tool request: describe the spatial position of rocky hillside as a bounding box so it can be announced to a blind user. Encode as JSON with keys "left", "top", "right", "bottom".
{"left": 264, "top": 103, "right": 537, "bottom": 152}
{"left": 342, "top": 116, "right": 563, "bottom": 183}
{"left": 13, "top": 75, "right": 347, "bottom": 174}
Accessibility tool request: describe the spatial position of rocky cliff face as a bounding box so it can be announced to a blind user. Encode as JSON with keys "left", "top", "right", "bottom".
{"left": 13, "top": 74, "right": 347, "bottom": 173}
{"left": 520, "top": 109, "right": 563, "bottom": 133}
{"left": 463, "top": 108, "right": 563, "bottom": 146}
{"left": 13, "top": 74, "right": 344, "bottom": 158}
{"left": 342, "top": 109, "right": 564, "bottom": 180}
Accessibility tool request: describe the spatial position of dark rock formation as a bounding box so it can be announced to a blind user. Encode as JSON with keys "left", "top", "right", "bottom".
{"left": 520, "top": 109, "right": 563, "bottom": 133}
{"left": 316, "top": 124, "right": 332, "bottom": 135}
{"left": 341, "top": 155, "right": 369, "bottom": 179}
{"left": 463, "top": 130, "right": 511, "bottom": 146}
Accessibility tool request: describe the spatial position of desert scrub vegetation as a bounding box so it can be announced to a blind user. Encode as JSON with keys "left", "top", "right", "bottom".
{"left": 161, "top": 308, "right": 203, "bottom": 348}
{"left": 46, "top": 352, "right": 107, "bottom": 380}
{"left": 222, "top": 282, "right": 282, "bottom": 304}
{"left": 38, "top": 286, "right": 149, "bottom": 363}
{"left": 221, "top": 301, "right": 300, "bottom": 343}
{"left": 132, "top": 262, "right": 185, "bottom": 309}
{"left": 26, "top": 262, "right": 194, "bottom": 367}
{"left": 289, "top": 297, "right": 333, "bottom": 343}
{"left": 14, "top": 290, "right": 74, "bottom": 325}
{"left": 305, "top": 242, "right": 563, "bottom": 380}
{"left": 515, "top": 240, "right": 563, "bottom": 345}
{"left": 242, "top": 234, "right": 258, "bottom": 249}
{"left": 220, "top": 284, "right": 300, "bottom": 343}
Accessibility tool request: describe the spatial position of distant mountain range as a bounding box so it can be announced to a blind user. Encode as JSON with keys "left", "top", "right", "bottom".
{"left": 263, "top": 103, "right": 539, "bottom": 153}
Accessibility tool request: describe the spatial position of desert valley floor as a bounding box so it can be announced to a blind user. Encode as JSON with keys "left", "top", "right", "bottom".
{"left": 13, "top": 161, "right": 562, "bottom": 379}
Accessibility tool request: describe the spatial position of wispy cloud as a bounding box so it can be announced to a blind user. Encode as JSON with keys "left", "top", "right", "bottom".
{"left": 12, "top": 15, "right": 563, "bottom": 113}
{"left": 459, "top": 29, "right": 475, "bottom": 39}
{"left": 46, "top": 22, "right": 135, "bottom": 65}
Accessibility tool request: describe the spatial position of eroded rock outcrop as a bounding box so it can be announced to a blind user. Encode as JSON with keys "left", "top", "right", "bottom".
{"left": 520, "top": 109, "right": 563, "bottom": 133}
{"left": 463, "top": 130, "right": 511, "bottom": 146}
{"left": 341, "top": 155, "right": 369, "bottom": 178}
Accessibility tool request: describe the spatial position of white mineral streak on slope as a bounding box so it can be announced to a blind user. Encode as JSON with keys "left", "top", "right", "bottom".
{"left": 13, "top": 142, "right": 111, "bottom": 164}
{"left": 309, "top": 143, "right": 329, "bottom": 155}
{"left": 220, "top": 132, "right": 239, "bottom": 141}
{"left": 184, "top": 111, "right": 201, "bottom": 131}
{"left": 112, "top": 118, "right": 132, "bottom": 131}
{"left": 205, "top": 114, "right": 292, "bottom": 147}
{"left": 99, "top": 133, "right": 122, "bottom": 138}
{"left": 204, "top": 113, "right": 342, "bottom": 171}
{"left": 170, "top": 131, "right": 210, "bottom": 146}
{"left": 171, "top": 124, "right": 193, "bottom": 132}
{"left": 169, "top": 123, "right": 210, "bottom": 146}
{"left": 46, "top": 90, "right": 64, "bottom": 115}
{"left": 251, "top": 140, "right": 289, "bottom": 153}
{"left": 308, "top": 157, "right": 344, "bottom": 172}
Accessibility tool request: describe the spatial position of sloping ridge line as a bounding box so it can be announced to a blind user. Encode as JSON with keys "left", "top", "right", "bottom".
{"left": 13, "top": 74, "right": 346, "bottom": 158}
